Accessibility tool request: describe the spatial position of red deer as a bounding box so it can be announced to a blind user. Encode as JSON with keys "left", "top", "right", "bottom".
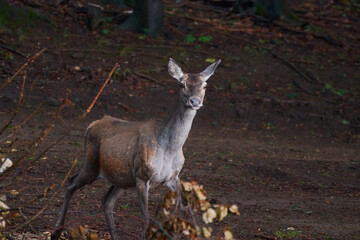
{"left": 51, "top": 58, "right": 221, "bottom": 239}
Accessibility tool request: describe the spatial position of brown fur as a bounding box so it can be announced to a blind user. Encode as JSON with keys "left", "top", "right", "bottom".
{"left": 51, "top": 59, "right": 221, "bottom": 240}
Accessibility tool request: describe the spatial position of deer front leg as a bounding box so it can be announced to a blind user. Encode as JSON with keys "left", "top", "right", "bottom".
{"left": 166, "top": 176, "right": 184, "bottom": 213}
{"left": 136, "top": 178, "right": 150, "bottom": 239}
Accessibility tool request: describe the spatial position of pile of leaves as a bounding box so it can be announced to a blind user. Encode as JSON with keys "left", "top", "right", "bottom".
{"left": 148, "top": 181, "right": 239, "bottom": 239}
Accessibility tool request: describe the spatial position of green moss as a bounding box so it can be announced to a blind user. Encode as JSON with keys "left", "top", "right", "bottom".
{"left": 0, "top": 0, "right": 48, "bottom": 36}
{"left": 254, "top": 4, "right": 265, "bottom": 16}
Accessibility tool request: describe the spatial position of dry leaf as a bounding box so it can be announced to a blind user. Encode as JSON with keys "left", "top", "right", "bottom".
{"left": 200, "top": 200, "right": 211, "bottom": 211}
{"left": 202, "top": 208, "right": 217, "bottom": 224}
{"left": 0, "top": 201, "right": 10, "bottom": 215}
{"left": 216, "top": 204, "right": 228, "bottom": 221}
{"left": 223, "top": 227, "right": 233, "bottom": 240}
{"left": 202, "top": 226, "right": 212, "bottom": 238}
{"left": 229, "top": 204, "right": 240, "bottom": 215}
{"left": 194, "top": 187, "right": 207, "bottom": 201}
{"left": 181, "top": 181, "right": 192, "bottom": 191}
{"left": 88, "top": 232, "right": 98, "bottom": 240}
{"left": 163, "top": 208, "right": 170, "bottom": 216}
{"left": 0, "top": 216, "right": 5, "bottom": 228}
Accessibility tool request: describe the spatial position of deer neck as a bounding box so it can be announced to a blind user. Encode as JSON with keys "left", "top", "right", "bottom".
{"left": 159, "top": 93, "right": 196, "bottom": 151}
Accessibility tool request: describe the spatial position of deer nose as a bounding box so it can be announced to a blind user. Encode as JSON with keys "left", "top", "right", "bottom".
{"left": 189, "top": 97, "right": 201, "bottom": 108}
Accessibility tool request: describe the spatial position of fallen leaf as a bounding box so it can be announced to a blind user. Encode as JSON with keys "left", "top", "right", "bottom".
{"left": 0, "top": 217, "right": 6, "bottom": 228}
{"left": 195, "top": 187, "right": 207, "bottom": 201}
{"left": 181, "top": 181, "right": 192, "bottom": 192}
{"left": 0, "top": 201, "right": 10, "bottom": 215}
{"left": 216, "top": 204, "right": 228, "bottom": 221}
{"left": 205, "top": 58, "right": 216, "bottom": 63}
{"left": 202, "top": 208, "right": 217, "bottom": 224}
{"left": 223, "top": 227, "right": 233, "bottom": 240}
{"left": 202, "top": 226, "right": 212, "bottom": 238}
{"left": 200, "top": 200, "right": 211, "bottom": 211}
{"left": 229, "top": 204, "right": 240, "bottom": 215}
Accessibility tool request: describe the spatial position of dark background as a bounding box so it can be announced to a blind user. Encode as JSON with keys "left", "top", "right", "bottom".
{"left": 0, "top": 0, "right": 359, "bottom": 239}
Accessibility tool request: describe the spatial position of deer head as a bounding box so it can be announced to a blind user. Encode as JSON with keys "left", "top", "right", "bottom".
{"left": 168, "top": 58, "right": 221, "bottom": 110}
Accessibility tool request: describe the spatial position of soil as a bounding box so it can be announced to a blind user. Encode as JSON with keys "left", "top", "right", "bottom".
{"left": 0, "top": 0, "right": 359, "bottom": 239}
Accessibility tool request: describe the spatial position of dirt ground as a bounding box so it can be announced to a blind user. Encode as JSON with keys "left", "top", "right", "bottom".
{"left": 0, "top": 0, "right": 359, "bottom": 239}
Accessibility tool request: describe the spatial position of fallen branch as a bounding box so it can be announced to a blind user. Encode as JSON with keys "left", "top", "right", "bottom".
{"left": 221, "top": 32, "right": 322, "bottom": 95}
{"left": 0, "top": 159, "right": 78, "bottom": 239}
{"left": 0, "top": 44, "right": 26, "bottom": 58}
{"left": 133, "top": 72, "right": 161, "bottom": 84}
{"left": 18, "top": 208, "right": 38, "bottom": 234}
{"left": 273, "top": 21, "right": 343, "bottom": 47}
{"left": 269, "top": 50, "right": 321, "bottom": 85}
{"left": 61, "top": 45, "right": 225, "bottom": 60}
{"left": 34, "top": 89, "right": 72, "bottom": 143}
{"left": 0, "top": 63, "right": 118, "bottom": 183}
{"left": 59, "top": 48, "right": 168, "bottom": 59}
{"left": 150, "top": 218, "right": 174, "bottom": 240}
{"left": 80, "top": 63, "right": 118, "bottom": 120}
{"left": 0, "top": 90, "right": 72, "bottom": 182}
{"left": 0, "top": 184, "right": 56, "bottom": 214}
{"left": 0, "top": 101, "right": 45, "bottom": 142}
{"left": 0, "top": 72, "right": 27, "bottom": 135}
{"left": 165, "top": 11, "right": 255, "bottom": 34}
{"left": 1, "top": 48, "right": 47, "bottom": 90}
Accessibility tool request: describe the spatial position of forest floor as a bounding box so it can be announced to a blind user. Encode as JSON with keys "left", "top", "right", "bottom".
{"left": 0, "top": 0, "right": 359, "bottom": 239}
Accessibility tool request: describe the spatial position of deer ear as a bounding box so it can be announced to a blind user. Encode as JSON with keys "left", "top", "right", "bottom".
{"left": 168, "top": 58, "right": 184, "bottom": 82}
{"left": 201, "top": 59, "right": 221, "bottom": 81}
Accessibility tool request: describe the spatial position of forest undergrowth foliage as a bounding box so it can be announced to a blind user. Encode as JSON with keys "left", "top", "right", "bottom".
{"left": 66, "top": 181, "right": 239, "bottom": 240}
{"left": 148, "top": 181, "right": 239, "bottom": 239}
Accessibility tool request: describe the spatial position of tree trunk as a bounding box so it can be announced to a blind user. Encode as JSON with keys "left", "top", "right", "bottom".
{"left": 118, "top": 0, "right": 164, "bottom": 36}
{"left": 254, "top": 0, "right": 298, "bottom": 22}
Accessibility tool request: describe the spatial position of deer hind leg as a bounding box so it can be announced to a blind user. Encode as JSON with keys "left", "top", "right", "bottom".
{"left": 103, "top": 185, "right": 122, "bottom": 240}
{"left": 52, "top": 144, "right": 100, "bottom": 240}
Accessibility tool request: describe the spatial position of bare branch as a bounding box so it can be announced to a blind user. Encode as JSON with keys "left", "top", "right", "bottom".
{"left": 0, "top": 72, "right": 27, "bottom": 135}
{"left": 80, "top": 62, "right": 119, "bottom": 120}
{"left": 1, "top": 48, "right": 47, "bottom": 90}
{"left": 0, "top": 159, "right": 78, "bottom": 239}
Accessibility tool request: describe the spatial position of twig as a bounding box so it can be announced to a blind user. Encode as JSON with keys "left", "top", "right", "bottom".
{"left": 1, "top": 74, "right": 39, "bottom": 142}
{"left": 165, "top": 11, "right": 255, "bottom": 34}
{"left": 136, "top": 51, "right": 169, "bottom": 59}
{"left": 150, "top": 218, "right": 174, "bottom": 240}
{"left": 253, "top": 235, "right": 276, "bottom": 240}
{"left": 0, "top": 184, "right": 56, "bottom": 214}
{"left": 0, "top": 72, "right": 27, "bottom": 135}
{"left": 118, "top": 102, "right": 132, "bottom": 112}
{"left": 269, "top": 51, "right": 320, "bottom": 86}
{"left": 81, "top": 63, "right": 119, "bottom": 120}
{"left": 0, "top": 159, "right": 78, "bottom": 239}
{"left": 59, "top": 48, "right": 168, "bottom": 60}
{"left": 0, "top": 63, "right": 118, "bottom": 182}
{"left": 33, "top": 89, "right": 72, "bottom": 143}
{"left": 23, "top": 132, "right": 68, "bottom": 173}
{"left": 1, "top": 48, "right": 47, "bottom": 90}
{"left": 61, "top": 45, "right": 225, "bottom": 60}
{"left": 133, "top": 72, "right": 161, "bottom": 84}
{"left": 18, "top": 208, "right": 38, "bottom": 234}
{"left": 221, "top": 32, "right": 322, "bottom": 95}
{"left": 0, "top": 101, "right": 45, "bottom": 142}
{"left": 0, "top": 90, "right": 71, "bottom": 181}
{"left": 273, "top": 21, "right": 343, "bottom": 47}
{"left": 0, "top": 44, "right": 26, "bottom": 58}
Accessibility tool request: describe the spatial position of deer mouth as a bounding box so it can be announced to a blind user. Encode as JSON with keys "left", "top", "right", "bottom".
{"left": 190, "top": 105, "right": 202, "bottom": 110}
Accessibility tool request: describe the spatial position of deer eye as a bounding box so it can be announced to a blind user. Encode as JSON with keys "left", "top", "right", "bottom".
{"left": 179, "top": 82, "right": 185, "bottom": 88}
{"left": 203, "top": 83, "right": 207, "bottom": 89}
